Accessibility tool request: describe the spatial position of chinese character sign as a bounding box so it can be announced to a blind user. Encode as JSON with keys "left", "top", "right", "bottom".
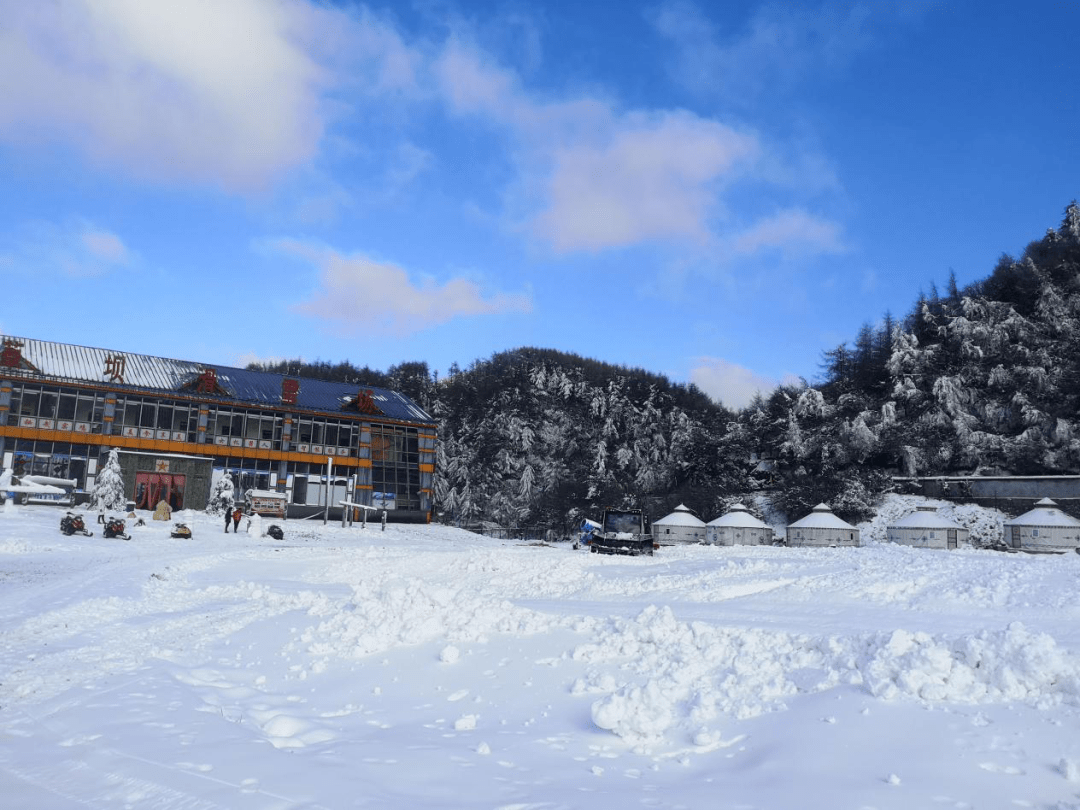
{"left": 1, "top": 338, "right": 23, "bottom": 369}
{"left": 195, "top": 369, "right": 217, "bottom": 393}
{"left": 103, "top": 353, "right": 126, "bottom": 383}
{"left": 282, "top": 378, "right": 300, "bottom": 404}
{"left": 355, "top": 389, "right": 382, "bottom": 415}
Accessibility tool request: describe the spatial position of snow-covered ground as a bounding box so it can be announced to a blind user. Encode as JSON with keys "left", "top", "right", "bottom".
{"left": 2, "top": 499, "right": 1080, "bottom": 809}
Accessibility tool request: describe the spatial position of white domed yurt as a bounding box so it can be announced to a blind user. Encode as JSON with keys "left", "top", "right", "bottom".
{"left": 886, "top": 505, "right": 969, "bottom": 549}
{"left": 706, "top": 503, "right": 774, "bottom": 546}
{"left": 786, "top": 503, "right": 860, "bottom": 547}
{"left": 1004, "top": 498, "right": 1080, "bottom": 552}
{"left": 652, "top": 503, "right": 706, "bottom": 544}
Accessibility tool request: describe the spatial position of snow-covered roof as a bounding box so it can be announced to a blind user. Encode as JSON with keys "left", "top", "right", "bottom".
{"left": 0, "top": 334, "right": 434, "bottom": 425}
{"left": 707, "top": 503, "right": 770, "bottom": 529}
{"left": 654, "top": 503, "right": 706, "bottom": 527}
{"left": 1004, "top": 498, "right": 1080, "bottom": 528}
{"left": 888, "top": 506, "right": 967, "bottom": 531}
{"left": 788, "top": 503, "right": 857, "bottom": 530}
{"left": 245, "top": 489, "right": 286, "bottom": 500}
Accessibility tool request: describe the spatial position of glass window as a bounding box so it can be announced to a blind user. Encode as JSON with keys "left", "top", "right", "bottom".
{"left": 39, "top": 390, "right": 58, "bottom": 418}
{"left": 139, "top": 401, "right": 156, "bottom": 428}
{"left": 57, "top": 393, "right": 77, "bottom": 420}
{"left": 171, "top": 406, "right": 189, "bottom": 432}
{"left": 75, "top": 394, "right": 95, "bottom": 422}
{"left": 21, "top": 389, "right": 39, "bottom": 416}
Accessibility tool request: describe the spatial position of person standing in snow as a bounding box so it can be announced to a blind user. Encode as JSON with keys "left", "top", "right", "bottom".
{"left": 98, "top": 505, "right": 106, "bottom": 525}
{"left": 224, "top": 507, "right": 233, "bottom": 533}
{"left": 232, "top": 506, "right": 242, "bottom": 533}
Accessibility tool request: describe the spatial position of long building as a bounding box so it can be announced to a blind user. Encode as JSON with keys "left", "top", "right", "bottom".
{"left": 0, "top": 335, "right": 437, "bottom": 520}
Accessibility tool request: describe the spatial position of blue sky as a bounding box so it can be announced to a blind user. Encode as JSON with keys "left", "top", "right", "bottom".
{"left": 1, "top": 1, "right": 1077, "bottom": 409}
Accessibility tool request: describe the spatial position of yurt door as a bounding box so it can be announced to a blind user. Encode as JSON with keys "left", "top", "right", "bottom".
{"left": 947, "top": 529, "right": 956, "bottom": 549}
{"left": 1011, "top": 526, "right": 1022, "bottom": 549}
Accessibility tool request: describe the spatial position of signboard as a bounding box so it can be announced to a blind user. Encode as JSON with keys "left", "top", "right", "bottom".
{"left": 259, "top": 440, "right": 272, "bottom": 449}
{"left": 122, "top": 426, "right": 139, "bottom": 438}
{"left": 281, "top": 378, "right": 300, "bottom": 405}
{"left": 75, "top": 423, "right": 91, "bottom": 434}
{"left": 372, "top": 491, "right": 396, "bottom": 510}
{"left": 39, "top": 418, "right": 55, "bottom": 430}
{"left": 172, "top": 431, "right": 186, "bottom": 441}
{"left": 214, "top": 436, "right": 228, "bottom": 446}
{"left": 140, "top": 428, "right": 155, "bottom": 439}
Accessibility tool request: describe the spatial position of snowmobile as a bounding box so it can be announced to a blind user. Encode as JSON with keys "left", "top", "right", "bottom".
{"left": 265, "top": 524, "right": 284, "bottom": 541}
{"left": 103, "top": 517, "right": 131, "bottom": 540}
{"left": 170, "top": 523, "right": 192, "bottom": 539}
{"left": 60, "top": 511, "right": 93, "bottom": 537}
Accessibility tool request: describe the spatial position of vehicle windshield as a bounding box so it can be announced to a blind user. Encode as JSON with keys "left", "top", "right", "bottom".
{"left": 604, "top": 511, "right": 642, "bottom": 534}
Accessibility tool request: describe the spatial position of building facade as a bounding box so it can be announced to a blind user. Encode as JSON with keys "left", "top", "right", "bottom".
{"left": 0, "top": 336, "right": 437, "bottom": 519}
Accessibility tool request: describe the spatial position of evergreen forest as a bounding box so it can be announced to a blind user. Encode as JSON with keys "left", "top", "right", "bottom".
{"left": 249, "top": 202, "right": 1080, "bottom": 532}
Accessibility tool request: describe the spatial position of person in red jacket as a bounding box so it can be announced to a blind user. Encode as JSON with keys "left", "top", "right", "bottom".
{"left": 232, "top": 506, "right": 243, "bottom": 533}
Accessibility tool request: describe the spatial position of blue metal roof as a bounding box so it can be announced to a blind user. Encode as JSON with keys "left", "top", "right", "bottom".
{"left": 0, "top": 335, "right": 434, "bottom": 425}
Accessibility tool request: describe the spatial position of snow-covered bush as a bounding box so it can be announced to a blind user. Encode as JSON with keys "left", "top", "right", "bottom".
{"left": 207, "top": 473, "right": 235, "bottom": 515}
{"left": 91, "top": 449, "right": 127, "bottom": 512}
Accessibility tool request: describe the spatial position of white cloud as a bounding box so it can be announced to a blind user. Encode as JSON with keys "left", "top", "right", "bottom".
{"left": 277, "top": 240, "right": 532, "bottom": 335}
{"left": 690, "top": 357, "right": 778, "bottom": 409}
{"left": 535, "top": 112, "right": 757, "bottom": 252}
{"left": 435, "top": 38, "right": 765, "bottom": 254}
{"left": 732, "top": 208, "right": 844, "bottom": 257}
{"left": 648, "top": 1, "right": 881, "bottom": 101}
{"left": 81, "top": 228, "right": 130, "bottom": 264}
{"left": 0, "top": 0, "right": 409, "bottom": 191}
{"left": 2, "top": 219, "right": 132, "bottom": 277}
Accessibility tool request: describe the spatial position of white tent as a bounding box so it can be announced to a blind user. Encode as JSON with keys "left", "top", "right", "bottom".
{"left": 652, "top": 503, "right": 706, "bottom": 544}
{"left": 886, "top": 505, "right": 969, "bottom": 549}
{"left": 1004, "top": 497, "right": 1080, "bottom": 551}
{"left": 706, "top": 503, "right": 773, "bottom": 546}
{"left": 786, "top": 503, "right": 859, "bottom": 547}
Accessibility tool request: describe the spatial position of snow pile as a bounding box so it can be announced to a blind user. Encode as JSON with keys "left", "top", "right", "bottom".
{"left": 861, "top": 493, "right": 1006, "bottom": 546}
{"left": 861, "top": 622, "right": 1080, "bottom": 707}
{"left": 939, "top": 501, "right": 1007, "bottom": 546}
{"left": 573, "top": 605, "right": 1080, "bottom": 747}
{"left": 298, "top": 576, "right": 559, "bottom": 660}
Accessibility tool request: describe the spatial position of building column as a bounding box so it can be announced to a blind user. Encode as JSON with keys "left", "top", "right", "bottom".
{"left": 0, "top": 378, "right": 10, "bottom": 458}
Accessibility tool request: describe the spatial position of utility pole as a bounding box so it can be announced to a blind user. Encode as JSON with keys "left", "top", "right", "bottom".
{"left": 322, "top": 456, "right": 332, "bottom": 525}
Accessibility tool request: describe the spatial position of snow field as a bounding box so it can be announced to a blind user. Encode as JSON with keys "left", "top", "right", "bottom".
{"left": 2, "top": 503, "right": 1080, "bottom": 808}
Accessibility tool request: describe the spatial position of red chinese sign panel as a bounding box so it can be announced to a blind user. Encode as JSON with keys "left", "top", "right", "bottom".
{"left": 282, "top": 378, "right": 300, "bottom": 404}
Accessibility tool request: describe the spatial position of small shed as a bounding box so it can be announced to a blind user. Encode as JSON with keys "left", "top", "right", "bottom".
{"left": 886, "top": 505, "right": 969, "bottom": 549}
{"left": 1004, "top": 497, "right": 1080, "bottom": 551}
{"left": 652, "top": 503, "right": 707, "bottom": 544}
{"left": 706, "top": 503, "right": 774, "bottom": 546}
{"left": 786, "top": 503, "right": 860, "bottom": 547}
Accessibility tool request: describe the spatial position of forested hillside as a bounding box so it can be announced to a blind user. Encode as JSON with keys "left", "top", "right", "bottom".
{"left": 250, "top": 202, "right": 1080, "bottom": 531}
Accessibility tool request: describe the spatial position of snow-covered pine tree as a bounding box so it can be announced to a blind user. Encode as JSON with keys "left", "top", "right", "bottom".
{"left": 92, "top": 448, "right": 127, "bottom": 512}
{"left": 208, "top": 474, "right": 235, "bottom": 515}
